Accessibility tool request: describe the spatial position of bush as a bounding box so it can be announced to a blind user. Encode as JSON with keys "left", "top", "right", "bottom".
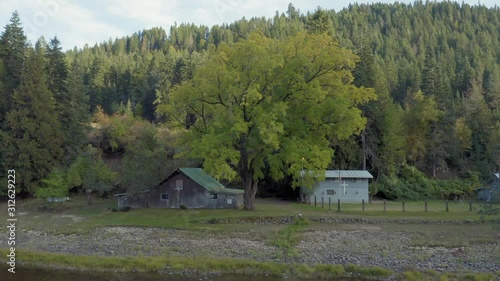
{"left": 207, "top": 218, "right": 219, "bottom": 224}
{"left": 376, "top": 165, "right": 481, "bottom": 201}
{"left": 119, "top": 206, "right": 130, "bottom": 212}
{"left": 179, "top": 204, "right": 188, "bottom": 210}
{"left": 292, "top": 215, "right": 309, "bottom": 225}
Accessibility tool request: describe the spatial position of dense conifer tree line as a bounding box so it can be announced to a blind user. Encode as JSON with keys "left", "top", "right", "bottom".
{"left": 1, "top": 2, "right": 498, "bottom": 201}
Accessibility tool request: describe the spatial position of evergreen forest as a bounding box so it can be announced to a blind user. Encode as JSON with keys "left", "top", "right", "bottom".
{"left": 1, "top": 1, "right": 499, "bottom": 207}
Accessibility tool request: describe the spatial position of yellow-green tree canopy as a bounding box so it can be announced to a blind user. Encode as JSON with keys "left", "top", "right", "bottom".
{"left": 157, "top": 32, "right": 375, "bottom": 209}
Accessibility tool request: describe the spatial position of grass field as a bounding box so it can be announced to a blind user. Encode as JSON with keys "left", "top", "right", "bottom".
{"left": 0, "top": 195, "right": 495, "bottom": 235}
{"left": 0, "top": 196, "right": 498, "bottom": 280}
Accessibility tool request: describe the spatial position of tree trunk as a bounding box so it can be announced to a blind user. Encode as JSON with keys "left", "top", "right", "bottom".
{"left": 87, "top": 190, "right": 92, "bottom": 206}
{"left": 243, "top": 172, "right": 258, "bottom": 210}
{"left": 238, "top": 133, "right": 259, "bottom": 210}
{"left": 361, "top": 130, "right": 367, "bottom": 170}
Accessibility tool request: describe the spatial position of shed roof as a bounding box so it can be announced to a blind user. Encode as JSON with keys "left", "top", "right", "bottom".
{"left": 209, "top": 188, "right": 244, "bottom": 195}
{"left": 177, "top": 168, "right": 244, "bottom": 195}
{"left": 325, "top": 170, "right": 373, "bottom": 179}
{"left": 178, "top": 168, "right": 226, "bottom": 190}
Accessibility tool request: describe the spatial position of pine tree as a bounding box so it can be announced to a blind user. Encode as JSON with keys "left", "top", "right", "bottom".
{"left": 485, "top": 65, "right": 500, "bottom": 112}
{"left": 0, "top": 11, "right": 27, "bottom": 123}
{"left": 0, "top": 49, "right": 64, "bottom": 195}
{"left": 46, "top": 37, "right": 89, "bottom": 163}
{"left": 305, "top": 8, "right": 334, "bottom": 35}
{"left": 46, "top": 37, "right": 68, "bottom": 98}
{"left": 64, "top": 58, "right": 91, "bottom": 162}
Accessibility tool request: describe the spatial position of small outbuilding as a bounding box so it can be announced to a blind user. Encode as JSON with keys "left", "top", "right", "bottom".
{"left": 301, "top": 170, "right": 373, "bottom": 203}
{"left": 475, "top": 173, "right": 500, "bottom": 202}
{"left": 116, "top": 168, "right": 244, "bottom": 209}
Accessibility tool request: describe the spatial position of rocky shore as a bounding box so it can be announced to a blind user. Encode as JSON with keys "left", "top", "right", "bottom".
{"left": 2, "top": 222, "right": 498, "bottom": 275}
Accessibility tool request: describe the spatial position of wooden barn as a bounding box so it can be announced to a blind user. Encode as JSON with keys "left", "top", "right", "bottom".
{"left": 116, "top": 168, "right": 244, "bottom": 209}
{"left": 475, "top": 173, "right": 500, "bottom": 202}
{"left": 300, "top": 170, "right": 373, "bottom": 203}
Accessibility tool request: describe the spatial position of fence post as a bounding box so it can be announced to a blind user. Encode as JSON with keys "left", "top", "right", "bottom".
{"left": 469, "top": 200, "right": 472, "bottom": 212}
{"left": 383, "top": 199, "right": 387, "bottom": 212}
{"left": 425, "top": 200, "right": 428, "bottom": 212}
{"left": 337, "top": 199, "right": 341, "bottom": 212}
{"left": 329, "top": 197, "right": 331, "bottom": 210}
{"left": 402, "top": 201, "right": 405, "bottom": 212}
{"left": 314, "top": 196, "right": 317, "bottom": 207}
{"left": 321, "top": 197, "right": 324, "bottom": 208}
{"left": 362, "top": 199, "right": 365, "bottom": 211}
{"left": 308, "top": 197, "right": 311, "bottom": 206}
{"left": 446, "top": 200, "right": 449, "bottom": 212}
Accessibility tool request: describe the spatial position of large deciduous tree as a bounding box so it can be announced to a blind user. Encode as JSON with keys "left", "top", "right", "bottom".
{"left": 66, "top": 145, "right": 117, "bottom": 205}
{"left": 122, "top": 124, "right": 170, "bottom": 193}
{"left": 158, "top": 32, "right": 375, "bottom": 210}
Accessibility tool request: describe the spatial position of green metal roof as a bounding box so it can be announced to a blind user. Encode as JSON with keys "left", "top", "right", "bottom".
{"left": 179, "top": 168, "right": 226, "bottom": 190}
{"left": 325, "top": 170, "right": 373, "bottom": 179}
{"left": 209, "top": 188, "right": 244, "bottom": 195}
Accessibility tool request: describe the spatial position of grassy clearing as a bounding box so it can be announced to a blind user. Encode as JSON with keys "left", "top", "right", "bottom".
{"left": 1, "top": 197, "right": 497, "bottom": 280}
{"left": 402, "top": 270, "right": 498, "bottom": 281}
{"left": 305, "top": 199, "right": 483, "bottom": 220}
{"left": 0, "top": 249, "right": 393, "bottom": 279}
{"left": 269, "top": 217, "right": 310, "bottom": 257}
{"left": 2, "top": 249, "right": 495, "bottom": 280}
{"left": 0, "top": 196, "right": 488, "bottom": 235}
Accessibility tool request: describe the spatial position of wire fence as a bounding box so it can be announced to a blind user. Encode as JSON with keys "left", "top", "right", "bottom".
{"left": 307, "top": 196, "right": 478, "bottom": 212}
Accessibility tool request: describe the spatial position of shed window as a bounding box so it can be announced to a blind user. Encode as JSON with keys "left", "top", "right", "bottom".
{"left": 161, "top": 193, "right": 169, "bottom": 200}
{"left": 176, "top": 179, "right": 183, "bottom": 188}
{"left": 326, "top": 189, "right": 336, "bottom": 195}
{"left": 210, "top": 194, "right": 218, "bottom": 200}
{"left": 227, "top": 198, "right": 233, "bottom": 204}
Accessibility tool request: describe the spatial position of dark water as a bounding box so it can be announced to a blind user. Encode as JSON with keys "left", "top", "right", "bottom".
{"left": 0, "top": 266, "right": 365, "bottom": 281}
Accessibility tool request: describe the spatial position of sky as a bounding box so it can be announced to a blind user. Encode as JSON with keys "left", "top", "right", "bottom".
{"left": 0, "top": 0, "right": 497, "bottom": 51}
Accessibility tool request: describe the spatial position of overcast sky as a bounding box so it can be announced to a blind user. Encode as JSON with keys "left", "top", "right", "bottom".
{"left": 0, "top": 0, "right": 497, "bottom": 50}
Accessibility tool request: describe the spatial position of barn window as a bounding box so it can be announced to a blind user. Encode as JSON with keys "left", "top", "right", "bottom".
{"left": 210, "top": 194, "right": 218, "bottom": 199}
{"left": 161, "top": 193, "right": 169, "bottom": 200}
{"left": 176, "top": 179, "right": 183, "bottom": 188}
{"left": 326, "top": 189, "right": 336, "bottom": 195}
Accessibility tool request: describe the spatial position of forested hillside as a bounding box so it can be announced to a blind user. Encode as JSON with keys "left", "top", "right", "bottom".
{"left": 1, "top": 1, "right": 499, "bottom": 201}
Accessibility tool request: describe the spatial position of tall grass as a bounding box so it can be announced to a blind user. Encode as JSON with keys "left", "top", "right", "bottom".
{"left": 0, "top": 249, "right": 392, "bottom": 278}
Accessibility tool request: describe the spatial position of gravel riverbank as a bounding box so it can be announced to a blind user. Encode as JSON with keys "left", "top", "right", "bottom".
{"left": 2, "top": 223, "right": 498, "bottom": 274}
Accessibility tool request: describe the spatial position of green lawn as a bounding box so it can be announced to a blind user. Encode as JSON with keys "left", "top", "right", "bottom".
{"left": 303, "top": 199, "right": 484, "bottom": 220}
{"left": 1, "top": 196, "right": 498, "bottom": 280}
{"left": 0, "top": 195, "right": 493, "bottom": 235}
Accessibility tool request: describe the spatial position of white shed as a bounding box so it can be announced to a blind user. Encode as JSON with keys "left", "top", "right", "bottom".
{"left": 301, "top": 170, "right": 373, "bottom": 203}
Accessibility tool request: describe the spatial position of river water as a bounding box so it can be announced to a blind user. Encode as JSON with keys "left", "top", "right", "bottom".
{"left": 0, "top": 266, "right": 366, "bottom": 281}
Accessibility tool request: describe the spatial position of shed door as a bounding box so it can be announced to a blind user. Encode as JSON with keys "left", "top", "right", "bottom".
{"left": 176, "top": 180, "right": 183, "bottom": 207}
{"left": 169, "top": 179, "right": 183, "bottom": 208}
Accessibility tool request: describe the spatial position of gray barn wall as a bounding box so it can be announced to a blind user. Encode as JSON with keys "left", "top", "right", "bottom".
{"left": 149, "top": 173, "right": 208, "bottom": 208}
{"left": 154, "top": 173, "right": 242, "bottom": 209}
{"left": 206, "top": 193, "right": 243, "bottom": 209}
{"left": 120, "top": 172, "right": 242, "bottom": 209}
{"left": 117, "top": 193, "right": 149, "bottom": 208}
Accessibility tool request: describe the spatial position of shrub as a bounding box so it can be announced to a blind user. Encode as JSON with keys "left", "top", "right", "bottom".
{"left": 207, "top": 218, "right": 218, "bottom": 224}
{"left": 292, "top": 215, "right": 309, "bottom": 225}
